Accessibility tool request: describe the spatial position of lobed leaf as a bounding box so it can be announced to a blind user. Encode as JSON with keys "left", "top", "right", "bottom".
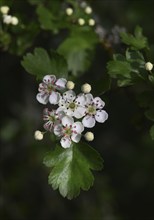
{"left": 120, "top": 26, "right": 148, "bottom": 50}
{"left": 43, "top": 142, "right": 103, "bottom": 199}
{"left": 21, "top": 48, "right": 68, "bottom": 80}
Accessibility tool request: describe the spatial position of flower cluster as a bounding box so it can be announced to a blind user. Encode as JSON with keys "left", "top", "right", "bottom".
{"left": 65, "top": 1, "right": 95, "bottom": 27}
{"left": 0, "top": 6, "right": 19, "bottom": 25}
{"left": 35, "top": 75, "right": 108, "bottom": 148}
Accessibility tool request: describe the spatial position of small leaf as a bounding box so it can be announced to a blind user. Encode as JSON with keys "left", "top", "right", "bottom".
{"left": 21, "top": 48, "right": 68, "bottom": 79}
{"left": 120, "top": 26, "right": 148, "bottom": 50}
{"left": 107, "top": 60, "right": 132, "bottom": 78}
{"left": 43, "top": 142, "right": 103, "bottom": 199}
{"left": 150, "top": 125, "right": 154, "bottom": 140}
{"left": 125, "top": 49, "right": 145, "bottom": 64}
{"left": 36, "top": 5, "right": 57, "bottom": 31}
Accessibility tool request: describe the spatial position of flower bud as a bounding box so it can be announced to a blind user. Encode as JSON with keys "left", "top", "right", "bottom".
{"left": 3, "top": 15, "right": 12, "bottom": 24}
{"left": 81, "top": 83, "right": 92, "bottom": 93}
{"left": 34, "top": 130, "right": 43, "bottom": 140}
{"left": 85, "top": 6, "right": 92, "bottom": 14}
{"left": 66, "top": 7, "right": 73, "bottom": 16}
{"left": 0, "top": 6, "right": 9, "bottom": 14}
{"left": 78, "top": 18, "right": 85, "bottom": 26}
{"left": 145, "top": 62, "right": 153, "bottom": 71}
{"left": 88, "top": 18, "right": 95, "bottom": 26}
{"left": 84, "top": 132, "right": 94, "bottom": 141}
{"left": 66, "top": 81, "right": 75, "bottom": 90}
{"left": 11, "top": 16, "right": 19, "bottom": 25}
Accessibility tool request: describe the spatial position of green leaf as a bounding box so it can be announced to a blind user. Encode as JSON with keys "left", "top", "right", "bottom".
{"left": 107, "top": 60, "right": 132, "bottom": 79}
{"left": 150, "top": 125, "right": 154, "bottom": 140}
{"left": 120, "top": 26, "right": 148, "bottom": 50}
{"left": 21, "top": 48, "right": 68, "bottom": 79}
{"left": 58, "top": 30, "right": 98, "bottom": 76}
{"left": 36, "top": 5, "right": 57, "bottom": 31}
{"left": 125, "top": 50, "right": 145, "bottom": 65}
{"left": 43, "top": 142, "right": 103, "bottom": 199}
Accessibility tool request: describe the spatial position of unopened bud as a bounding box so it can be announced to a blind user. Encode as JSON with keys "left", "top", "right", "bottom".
{"left": 3, "top": 15, "right": 12, "bottom": 24}
{"left": 85, "top": 6, "right": 92, "bottom": 14}
{"left": 34, "top": 130, "right": 43, "bottom": 140}
{"left": 145, "top": 62, "right": 153, "bottom": 71}
{"left": 66, "top": 8, "right": 73, "bottom": 16}
{"left": 88, "top": 18, "right": 95, "bottom": 26}
{"left": 11, "top": 16, "right": 19, "bottom": 25}
{"left": 78, "top": 18, "right": 85, "bottom": 26}
{"left": 66, "top": 81, "right": 75, "bottom": 90}
{"left": 0, "top": 6, "right": 9, "bottom": 14}
{"left": 84, "top": 132, "right": 94, "bottom": 141}
{"left": 81, "top": 83, "right": 91, "bottom": 93}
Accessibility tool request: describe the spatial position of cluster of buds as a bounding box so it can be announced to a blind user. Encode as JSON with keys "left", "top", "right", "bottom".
{"left": 34, "top": 75, "right": 108, "bottom": 148}
{"left": 65, "top": 1, "right": 95, "bottom": 27}
{"left": 0, "top": 6, "right": 18, "bottom": 25}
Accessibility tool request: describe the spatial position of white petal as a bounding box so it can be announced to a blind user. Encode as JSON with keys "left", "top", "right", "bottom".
{"left": 95, "top": 110, "right": 108, "bottom": 123}
{"left": 38, "top": 83, "right": 47, "bottom": 92}
{"left": 36, "top": 93, "right": 49, "bottom": 104}
{"left": 74, "top": 106, "right": 86, "bottom": 119}
{"left": 43, "top": 75, "right": 56, "bottom": 84}
{"left": 62, "top": 116, "right": 74, "bottom": 127}
{"left": 72, "top": 122, "right": 84, "bottom": 133}
{"left": 93, "top": 97, "right": 105, "bottom": 109}
{"left": 71, "top": 133, "right": 81, "bottom": 143}
{"left": 56, "top": 110, "right": 66, "bottom": 120}
{"left": 82, "top": 115, "right": 96, "bottom": 128}
{"left": 55, "top": 78, "right": 67, "bottom": 90}
{"left": 54, "top": 125, "right": 63, "bottom": 137}
{"left": 66, "top": 109, "right": 74, "bottom": 117}
{"left": 85, "top": 93, "right": 93, "bottom": 105}
{"left": 60, "top": 137, "right": 72, "bottom": 148}
{"left": 63, "top": 90, "right": 76, "bottom": 101}
{"left": 75, "top": 94, "right": 86, "bottom": 106}
{"left": 49, "top": 91, "right": 60, "bottom": 104}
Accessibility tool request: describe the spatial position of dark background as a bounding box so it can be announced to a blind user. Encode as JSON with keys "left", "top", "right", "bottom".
{"left": 1, "top": 0, "right": 154, "bottom": 220}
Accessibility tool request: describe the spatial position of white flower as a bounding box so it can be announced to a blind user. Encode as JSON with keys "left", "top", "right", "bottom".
{"left": 66, "top": 8, "right": 73, "bottom": 16}
{"left": 84, "top": 132, "right": 94, "bottom": 141}
{"left": 36, "top": 75, "right": 67, "bottom": 105}
{"left": 57, "top": 90, "right": 86, "bottom": 119}
{"left": 88, "top": 18, "right": 95, "bottom": 26}
{"left": 82, "top": 93, "right": 108, "bottom": 128}
{"left": 3, "top": 14, "right": 12, "bottom": 24}
{"left": 34, "top": 130, "right": 43, "bottom": 140}
{"left": 0, "top": 6, "right": 9, "bottom": 14}
{"left": 78, "top": 18, "right": 85, "bottom": 26}
{"left": 145, "top": 62, "right": 153, "bottom": 71}
{"left": 11, "top": 16, "right": 19, "bottom": 25}
{"left": 81, "top": 83, "right": 92, "bottom": 93}
{"left": 54, "top": 116, "right": 84, "bottom": 148}
{"left": 85, "top": 6, "right": 92, "bottom": 14}
{"left": 43, "top": 108, "right": 65, "bottom": 132}
{"left": 66, "top": 81, "right": 75, "bottom": 90}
